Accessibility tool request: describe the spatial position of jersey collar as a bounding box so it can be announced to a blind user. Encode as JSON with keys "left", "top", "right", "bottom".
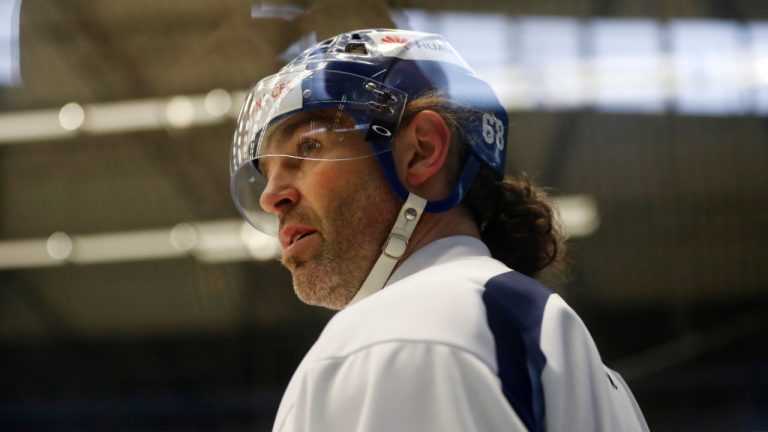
{"left": 386, "top": 235, "right": 491, "bottom": 287}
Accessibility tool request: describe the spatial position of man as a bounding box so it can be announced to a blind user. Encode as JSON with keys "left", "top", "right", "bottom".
{"left": 231, "top": 29, "right": 648, "bottom": 432}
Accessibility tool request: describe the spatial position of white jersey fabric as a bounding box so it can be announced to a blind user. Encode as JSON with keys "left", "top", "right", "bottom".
{"left": 272, "top": 236, "right": 648, "bottom": 432}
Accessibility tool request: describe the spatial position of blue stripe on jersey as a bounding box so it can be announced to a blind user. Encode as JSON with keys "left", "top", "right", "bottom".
{"left": 482, "top": 271, "right": 552, "bottom": 432}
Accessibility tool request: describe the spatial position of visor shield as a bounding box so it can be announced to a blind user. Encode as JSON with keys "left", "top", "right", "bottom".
{"left": 230, "top": 69, "right": 406, "bottom": 235}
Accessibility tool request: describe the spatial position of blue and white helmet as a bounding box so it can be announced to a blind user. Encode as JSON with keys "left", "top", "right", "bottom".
{"left": 230, "top": 29, "right": 509, "bottom": 236}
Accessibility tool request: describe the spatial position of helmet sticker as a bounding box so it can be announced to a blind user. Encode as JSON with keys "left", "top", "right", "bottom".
{"left": 369, "top": 30, "right": 474, "bottom": 71}
{"left": 248, "top": 70, "right": 307, "bottom": 130}
{"left": 482, "top": 113, "right": 505, "bottom": 151}
{"left": 365, "top": 117, "right": 399, "bottom": 142}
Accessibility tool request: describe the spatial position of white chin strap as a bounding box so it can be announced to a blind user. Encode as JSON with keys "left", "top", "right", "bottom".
{"left": 347, "top": 193, "right": 427, "bottom": 307}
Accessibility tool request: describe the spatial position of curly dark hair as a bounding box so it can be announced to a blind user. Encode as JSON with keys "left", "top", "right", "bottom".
{"left": 400, "top": 94, "right": 567, "bottom": 278}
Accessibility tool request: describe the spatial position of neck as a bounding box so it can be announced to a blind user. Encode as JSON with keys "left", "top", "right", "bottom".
{"left": 396, "top": 205, "right": 480, "bottom": 267}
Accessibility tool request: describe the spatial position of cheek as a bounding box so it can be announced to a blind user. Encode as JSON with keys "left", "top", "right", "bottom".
{"left": 313, "top": 162, "right": 347, "bottom": 191}
{"left": 297, "top": 163, "right": 360, "bottom": 215}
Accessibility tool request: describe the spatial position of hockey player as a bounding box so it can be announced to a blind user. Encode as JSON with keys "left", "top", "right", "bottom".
{"left": 230, "top": 28, "right": 648, "bottom": 432}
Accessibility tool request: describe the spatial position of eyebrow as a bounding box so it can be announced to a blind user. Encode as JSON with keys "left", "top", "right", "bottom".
{"left": 271, "top": 112, "right": 338, "bottom": 142}
{"left": 259, "top": 115, "right": 320, "bottom": 155}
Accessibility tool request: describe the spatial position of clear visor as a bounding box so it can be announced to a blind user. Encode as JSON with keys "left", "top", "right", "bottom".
{"left": 230, "top": 68, "right": 406, "bottom": 235}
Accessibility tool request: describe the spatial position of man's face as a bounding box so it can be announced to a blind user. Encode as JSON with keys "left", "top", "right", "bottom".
{"left": 258, "top": 112, "right": 401, "bottom": 309}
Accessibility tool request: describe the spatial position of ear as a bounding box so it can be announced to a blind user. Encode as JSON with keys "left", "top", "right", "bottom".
{"left": 394, "top": 110, "right": 452, "bottom": 188}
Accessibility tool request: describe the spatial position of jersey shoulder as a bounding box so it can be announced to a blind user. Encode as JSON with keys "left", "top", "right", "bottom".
{"left": 305, "top": 255, "right": 510, "bottom": 368}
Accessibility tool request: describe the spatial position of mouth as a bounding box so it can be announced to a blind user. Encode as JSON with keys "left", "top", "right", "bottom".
{"left": 279, "top": 225, "right": 318, "bottom": 250}
{"left": 291, "top": 230, "right": 316, "bottom": 245}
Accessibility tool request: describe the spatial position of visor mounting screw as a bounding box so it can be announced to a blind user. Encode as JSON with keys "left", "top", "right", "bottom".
{"left": 365, "top": 82, "right": 376, "bottom": 91}
{"left": 404, "top": 207, "right": 418, "bottom": 221}
{"left": 302, "top": 89, "right": 312, "bottom": 99}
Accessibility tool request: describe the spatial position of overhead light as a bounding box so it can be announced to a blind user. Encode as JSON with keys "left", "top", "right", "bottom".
{"left": 756, "top": 56, "right": 768, "bottom": 85}
{"left": 241, "top": 223, "right": 282, "bottom": 261}
{"left": 190, "top": 220, "right": 253, "bottom": 263}
{"left": 58, "top": 103, "right": 85, "bottom": 131}
{"left": 46, "top": 231, "right": 73, "bottom": 261}
{"left": 82, "top": 98, "right": 164, "bottom": 134}
{"left": 170, "top": 223, "right": 198, "bottom": 252}
{"left": 251, "top": 3, "right": 304, "bottom": 20}
{"left": 0, "top": 109, "right": 76, "bottom": 142}
{"left": 165, "top": 96, "right": 195, "bottom": 129}
{"left": 0, "top": 238, "right": 60, "bottom": 269}
{"left": 0, "top": 219, "right": 282, "bottom": 270}
{"left": 0, "top": 91, "right": 247, "bottom": 144}
{"left": 204, "top": 89, "right": 233, "bottom": 117}
{"left": 552, "top": 195, "right": 600, "bottom": 238}
{"left": 0, "top": 0, "right": 21, "bottom": 87}
{"left": 71, "top": 228, "right": 186, "bottom": 264}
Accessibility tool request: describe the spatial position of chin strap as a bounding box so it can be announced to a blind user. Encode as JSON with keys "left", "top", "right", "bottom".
{"left": 347, "top": 193, "right": 427, "bottom": 307}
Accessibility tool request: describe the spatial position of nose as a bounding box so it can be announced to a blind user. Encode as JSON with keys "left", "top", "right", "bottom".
{"left": 259, "top": 162, "right": 300, "bottom": 216}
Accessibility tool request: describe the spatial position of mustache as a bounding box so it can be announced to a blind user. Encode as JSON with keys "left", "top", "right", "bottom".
{"left": 279, "top": 206, "right": 322, "bottom": 232}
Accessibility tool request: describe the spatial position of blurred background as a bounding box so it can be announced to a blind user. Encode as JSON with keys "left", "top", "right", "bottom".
{"left": 0, "top": 0, "right": 767, "bottom": 430}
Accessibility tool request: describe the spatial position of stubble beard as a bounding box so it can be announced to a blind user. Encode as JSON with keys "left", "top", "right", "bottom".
{"left": 282, "top": 172, "right": 400, "bottom": 310}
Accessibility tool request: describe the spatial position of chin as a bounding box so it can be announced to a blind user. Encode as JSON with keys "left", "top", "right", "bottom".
{"left": 294, "top": 286, "right": 347, "bottom": 310}
{"left": 291, "top": 270, "right": 360, "bottom": 311}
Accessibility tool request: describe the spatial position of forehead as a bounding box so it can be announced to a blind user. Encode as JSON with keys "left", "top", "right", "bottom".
{"left": 270, "top": 110, "right": 356, "bottom": 138}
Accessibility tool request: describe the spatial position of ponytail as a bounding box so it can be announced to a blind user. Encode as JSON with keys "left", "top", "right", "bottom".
{"left": 464, "top": 167, "right": 566, "bottom": 277}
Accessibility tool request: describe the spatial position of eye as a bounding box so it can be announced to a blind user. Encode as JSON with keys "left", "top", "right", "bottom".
{"left": 298, "top": 139, "right": 321, "bottom": 157}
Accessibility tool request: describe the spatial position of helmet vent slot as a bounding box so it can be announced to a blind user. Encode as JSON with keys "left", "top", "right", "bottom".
{"left": 344, "top": 42, "right": 368, "bottom": 55}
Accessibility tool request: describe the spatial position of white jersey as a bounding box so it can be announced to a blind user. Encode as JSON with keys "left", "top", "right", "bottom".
{"left": 272, "top": 236, "right": 648, "bottom": 432}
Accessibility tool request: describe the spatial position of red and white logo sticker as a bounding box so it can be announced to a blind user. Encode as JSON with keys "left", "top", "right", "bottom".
{"left": 373, "top": 31, "right": 473, "bottom": 71}
{"left": 381, "top": 35, "right": 409, "bottom": 45}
